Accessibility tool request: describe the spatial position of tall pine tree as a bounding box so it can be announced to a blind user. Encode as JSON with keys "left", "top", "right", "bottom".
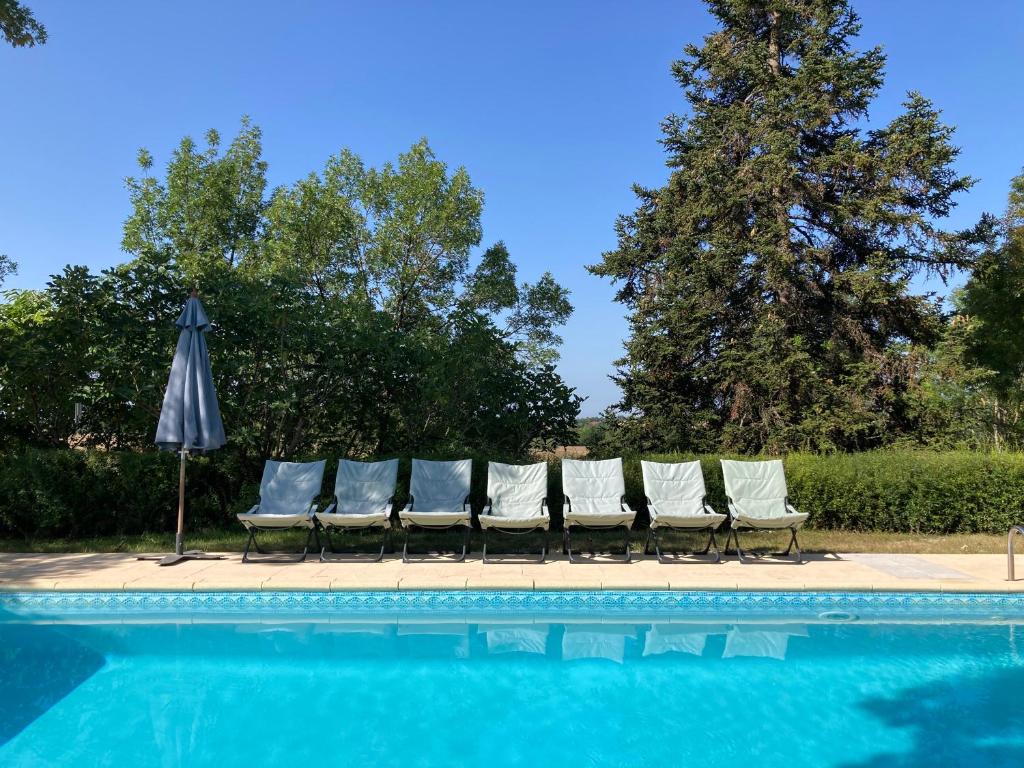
{"left": 592, "top": 0, "right": 989, "bottom": 453}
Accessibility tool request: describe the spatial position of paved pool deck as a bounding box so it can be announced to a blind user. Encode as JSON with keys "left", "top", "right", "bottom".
{"left": 0, "top": 552, "right": 1020, "bottom": 592}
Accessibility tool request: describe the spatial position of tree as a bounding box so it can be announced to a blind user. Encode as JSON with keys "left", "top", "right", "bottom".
{"left": 0, "top": 119, "right": 580, "bottom": 463}
{"left": 1, "top": 0, "right": 46, "bottom": 48}
{"left": 0, "top": 254, "right": 15, "bottom": 286}
{"left": 955, "top": 169, "right": 1024, "bottom": 447}
{"left": 590, "top": 0, "right": 989, "bottom": 453}
{"left": 0, "top": 268, "right": 98, "bottom": 447}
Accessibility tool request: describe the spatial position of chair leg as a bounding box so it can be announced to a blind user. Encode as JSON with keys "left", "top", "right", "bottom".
{"left": 402, "top": 525, "right": 469, "bottom": 563}
{"left": 779, "top": 528, "right": 801, "bottom": 563}
{"left": 565, "top": 526, "right": 577, "bottom": 563}
{"left": 483, "top": 528, "right": 547, "bottom": 564}
{"left": 456, "top": 525, "right": 469, "bottom": 563}
{"left": 242, "top": 527, "right": 311, "bottom": 563}
{"left": 652, "top": 527, "right": 722, "bottom": 564}
{"left": 735, "top": 529, "right": 749, "bottom": 563}
{"left": 320, "top": 527, "right": 388, "bottom": 563}
{"left": 644, "top": 528, "right": 653, "bottom": 556}
{"left": 564, "top": 525, "right": 632, "bottom": 563}
{"left": 319, "top": 527, "right": 333, "bottom": 562}
{"left": 724, "top": 528, "right": 749, "bottom": 563}
{"left": 709, "top": 529, "right": 722, "bottom": 563}
{"left": 299, "top": 527, "right": 314, "bottom": 560}
{"left": 242, "top": 528, "right": 257, "bottom": 563}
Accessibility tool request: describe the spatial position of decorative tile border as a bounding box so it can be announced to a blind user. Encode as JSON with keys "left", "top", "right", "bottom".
{"left": 2, "top": 589, "right": 1024, "bottom": 622}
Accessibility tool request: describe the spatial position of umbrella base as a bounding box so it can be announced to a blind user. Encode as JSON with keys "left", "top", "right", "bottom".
{"left": 137, "top": 551, "right": 226, "bottom": 566}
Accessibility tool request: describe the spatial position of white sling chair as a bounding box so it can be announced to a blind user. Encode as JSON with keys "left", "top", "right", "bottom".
{"left": 479, "top": 461, "right": 549, "bottom": 563}
{"left": 236, "top": 459, "right": 325, "bottom": 562}
{"left": 641, "top": 460, "right": 727, "bottom": 562}
{"left": 561, "top": 458, "right": 636, "bottom": 563}
{"left": 316, "top": 458, "right": 399, "bottom": 562}
{"left": 720, "top": 459, "right": 808, "bottom": 563}
{"left": 398, "top": 458, "right": 473, "bottom": 562}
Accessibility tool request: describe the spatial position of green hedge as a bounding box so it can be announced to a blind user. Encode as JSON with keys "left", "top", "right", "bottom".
{"left": 620, "top": 452, "right": 1024, "bottom": 534}
{"left": 1, "top": 448, "right": 1022, "bottom": 539}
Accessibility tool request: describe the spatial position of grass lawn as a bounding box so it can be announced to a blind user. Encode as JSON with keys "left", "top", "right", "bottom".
{"left": 0, "top": 528, "right": 1008, "bottom": 555}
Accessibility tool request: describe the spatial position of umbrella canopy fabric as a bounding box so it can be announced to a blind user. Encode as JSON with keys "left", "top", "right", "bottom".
{"left": 154, "top": 295, "right": 225, "bottom": 453}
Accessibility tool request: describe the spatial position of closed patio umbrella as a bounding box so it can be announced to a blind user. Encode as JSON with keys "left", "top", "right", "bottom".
{"left": 144, "top": 290, "right": 226, "bottom": 566}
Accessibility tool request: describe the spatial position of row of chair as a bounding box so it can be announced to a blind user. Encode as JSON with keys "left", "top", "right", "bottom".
{"left": 236, "top": 457, "right": 808, "bottom": 564}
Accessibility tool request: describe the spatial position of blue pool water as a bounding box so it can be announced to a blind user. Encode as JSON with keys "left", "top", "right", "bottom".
{"left": 1, "top": 591, "right": 1022, "bottom": 767}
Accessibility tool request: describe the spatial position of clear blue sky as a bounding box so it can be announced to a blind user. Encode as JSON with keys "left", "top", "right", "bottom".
{"left": 3, "top": 1, "right": 1023, "bottom": 415}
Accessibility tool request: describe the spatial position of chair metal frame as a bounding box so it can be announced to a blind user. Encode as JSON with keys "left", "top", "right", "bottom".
{"left": 723, "top": 495, "right": 802, "bottom": 563}
{"left": 480, "top": 498, "right": 549, "bottom": 563}
{"left": 644, "top": 495, "right": 722, "bottom": 563}
{"left": 318, "top": 497, "right": 394, "bottom": 563}
{"left": 562, "top": 494, "right": 633, "bottom": 563}
{"left": 241, "top": 507, "right": 320, "bottom": 563}
{"left": 400, "top": 494, "right": 473, "bottom": 563}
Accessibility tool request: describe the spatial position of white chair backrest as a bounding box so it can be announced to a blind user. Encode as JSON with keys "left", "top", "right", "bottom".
{"left": 561, "top": 458, "right": 625, "bottom": 516}
{"left": 487, "top": 461, "right": 547, "bottom": 516}
{"left": 641, "top": 460, "right": 706, "bottom": 515}
{"left": 410, "top": 458, "right": 472, "bottom": 508}
{"left": 259, "top": 460, "right": 325, "bottom": 515}
{"left": 334, "top": 459, "right": 399, "bottom": 515}
{"left": 720, "top": 459, "right": 788, "bottom": 519}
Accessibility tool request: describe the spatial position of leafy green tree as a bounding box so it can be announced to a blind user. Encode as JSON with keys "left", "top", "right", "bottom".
{"left": 955, "top": 169, "right": 1024, "bottom": 447}
{"left": 0, "top": 254, "right": 15, "bottom": 286}
{"left": 0, "top": 119, "right": 579, "bottom": 467}
{"left": 0, "top": 0, "right": 45, "bottom": 48}
{"left": 0, "top": 268, "right": 98, "bottom": 447}
{"left": 591, "top": 0, "right": 989, "bottom": 453}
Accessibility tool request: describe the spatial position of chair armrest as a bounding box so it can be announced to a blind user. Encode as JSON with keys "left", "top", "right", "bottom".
{"left": 242, "top": 504, "right": 260, "bottom": 516}
{"left": 727, "top": 499, "right": 740, "bottom": 520}
{"left": 785, "top": 502, "right": 801, "bottom": 515}
{"left": 320, "top": 501, "right": 337, "bottom": 516}
{"left": 621, "top": 496, "right": 635, "bottom": 515}
{"left": 483, "top": 497, "right": 493, "bottom": 516}
{"left": 463, "top": 495, "right": 472, "bottom": 513}
{"left": 703, "top": 503, "right": 717, "bottom": 516}
{"left": 541, "top": 498, "right": 549, "bottom": 518}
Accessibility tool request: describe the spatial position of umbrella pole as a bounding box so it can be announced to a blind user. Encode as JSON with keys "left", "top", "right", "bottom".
{"left": 138, "top": 447, "right": 224, "bottom": 565}
{"left": 175, "top": 449, "right": 187, "bottom": 556}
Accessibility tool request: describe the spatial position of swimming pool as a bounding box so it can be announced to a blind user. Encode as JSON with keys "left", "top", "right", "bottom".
{"left": 1, "top": 590, "right": 1022, "bottom": 767}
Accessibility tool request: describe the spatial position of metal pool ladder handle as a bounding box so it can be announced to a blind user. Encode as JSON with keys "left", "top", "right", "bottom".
{"left": 1009, "top": 525, "right": 1024, "bottom": 581}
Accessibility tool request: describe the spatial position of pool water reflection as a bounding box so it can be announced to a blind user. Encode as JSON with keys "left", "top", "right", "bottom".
{"left": 1, "top": 598, "right": 1022, "bottom": 767}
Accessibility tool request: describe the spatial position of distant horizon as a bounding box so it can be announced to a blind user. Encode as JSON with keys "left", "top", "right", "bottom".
{"left": 3, "top": 0, "right": 1023, "bottom": 417}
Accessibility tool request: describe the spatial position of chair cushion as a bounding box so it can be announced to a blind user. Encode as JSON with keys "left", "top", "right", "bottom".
{"left": 237, "top": 512, "right": 313, "bottom": 529}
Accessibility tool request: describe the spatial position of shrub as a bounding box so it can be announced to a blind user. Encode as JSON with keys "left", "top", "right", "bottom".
{"left": 611, "top": 451, "right": 1024, "bottom": 534}
{"left": 1, "top": 448, "right": 1022, "bottom": 539}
